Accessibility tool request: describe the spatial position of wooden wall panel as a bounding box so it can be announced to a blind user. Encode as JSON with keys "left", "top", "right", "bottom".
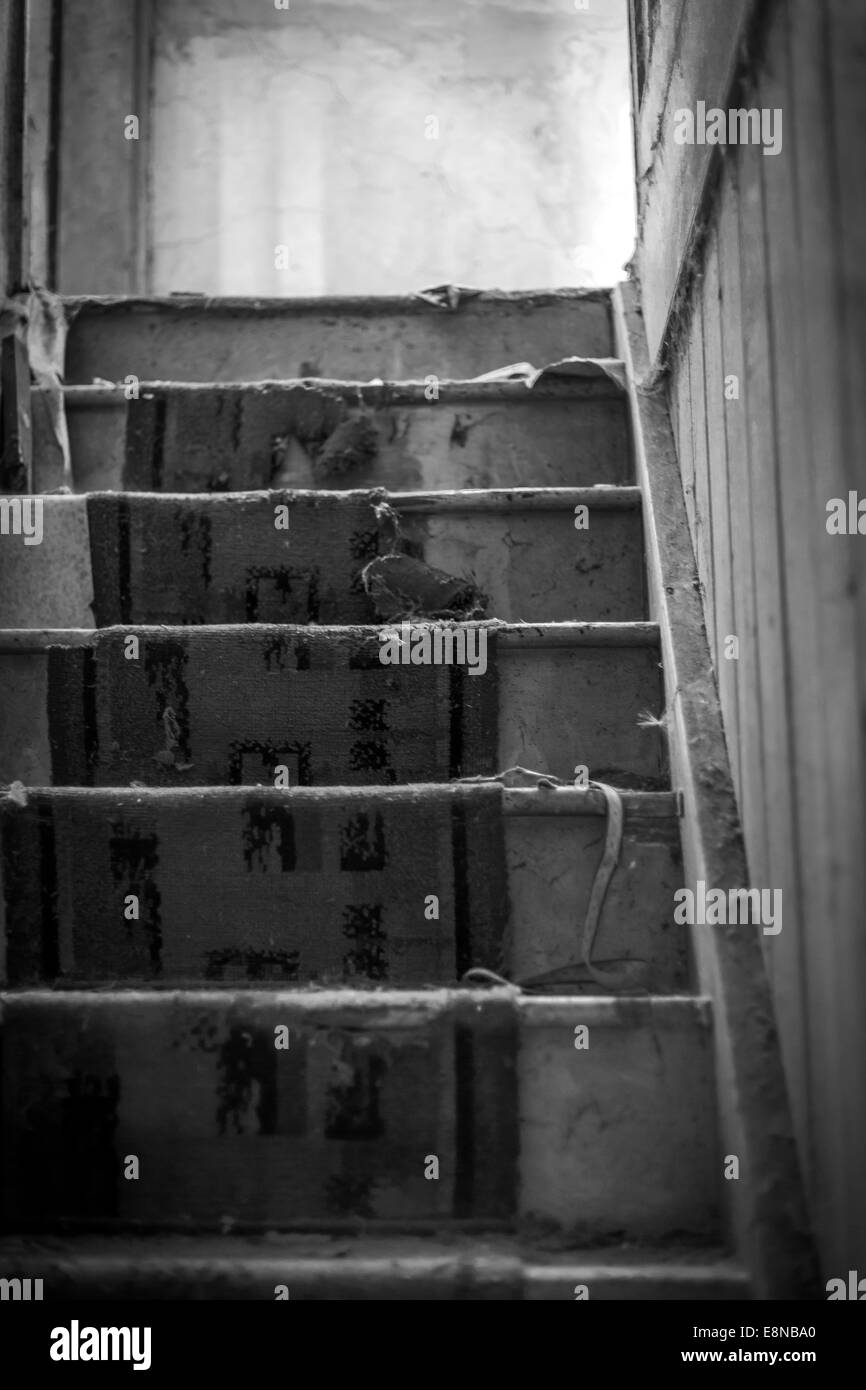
{"left": 672, "top": 337, "right": 695, "bottom": 548}
{"left": 634, "top": 0, "right": 686, "bottom": 181}
{"left": 786, "top": 0, "right": 865, "bottom": 1272}
{"left": 702, "top": 231, "right": 736, "bottom": 756}
{"left": 715, "top": 157, "right": 766, "bottom": 902}
{"left": 756, "top": 0, "right": 814, "bottom": 1184}
{"left": 736, "top": 102, "right": 799, "bottom": 1036}
{"left": 828, "top": 0, "right": 866, "bottom": 1272}
{"left": 811, "top": 0, "right": 866, "bottom": 1273}
{"left": 688, "top": 297, "right": 714, "bottom": 658}
{"left": 654, "top": 0, "right": 866, "bottom": 1274}
{"left": 633, "top": 0, "right": 752, "bottom": 364}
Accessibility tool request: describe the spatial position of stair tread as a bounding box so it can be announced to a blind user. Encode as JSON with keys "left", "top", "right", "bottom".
{"left": 2, "top": 489, "right": 649, "bottom": 627}
{"left": 0, "top": 1232, "right": 749, "bottom": 1299}
{"left": 2, "top": 782, "right": 684, "bottom": 989}
{"left": 62, "top": 288, "right": 612, "bottom": 310}
{"left": 63, "top": 291, "right": 616, "bottom": 393}
{"left": 60, "top": 373, "right": 624, "bottom": 397}
{"left": 1, "top": 989, "right": 717, "bottom": 1237}
{"left": 0, "top": 987, "right": 708, "bottom": 1015}
{"left": 54, "top": 378, "right": 630, "bottom": 494}
{"left": 0, "top": 1229, "right": 740, "bottom": 1264}
{"left": 54, "top": 484, "right": 642, "bottom": 505}
{"left": 6, "top": 783, "right": 679, "bottom": 815}
{"left": 0, "top": 619, "right": 660, "bottom": 649}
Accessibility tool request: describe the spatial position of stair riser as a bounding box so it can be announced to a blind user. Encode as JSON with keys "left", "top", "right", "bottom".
{"left": 63, "top": 294, "right": 614, "bottom": 385}
{"left": 1, "top": 791, "right": 686, "bottom": 989}
{"left": 0, "top": 994, "right": 716, "bottom": 1237}
{"left": 519, "top": 1005, "right": 719, "bottom": 1240}
{"left": 505, "top": 815, "right": 686, "bottom": 989}
{"left": 400, "top": 508, "right": 645, "bottom": 623}
{"left": 1, "top": 634, "right": 665, "bottom": 789}
{"left": 0, "top": 993, "right": 517, "bottom": 1230}
{"left": 0, "top": 494, "right": 644, "bottom": 629}
{"left": 55, "top": 386, "right": 630, "bottom": 494}
{"left": 0, "top": 497, "right": 93, "bottom": 629}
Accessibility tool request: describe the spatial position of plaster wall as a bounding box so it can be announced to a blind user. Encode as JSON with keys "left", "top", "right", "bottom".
{"left": 150, "top": 0, "right": 634, "bottom": 296}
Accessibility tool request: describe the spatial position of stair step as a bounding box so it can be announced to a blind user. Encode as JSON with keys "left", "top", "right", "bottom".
{"left": 0, "top": 1233, "right": 749, "bottom": 1300}
{"left": 395, "top": 489, "right": 645, "bottom": 623}
{"left": 0, "top": 622, "right": 665, "bottom": 790}
{"left": 50, "top": 377, "right": 630, "bottom": 495}
{"left": 0, "top": 490, "right": 645, "bottom": 629}
{"left": 0, "top": 496, "right": 93, "bottom": 629}
{"left": 62, "top": 290, "right": 614, "bottom": 386}
{"left": 0, "top": 785, "right": 686, "bottom": 989}
{"left": 0, "top": 992, "right": 717, "bottom": 1238}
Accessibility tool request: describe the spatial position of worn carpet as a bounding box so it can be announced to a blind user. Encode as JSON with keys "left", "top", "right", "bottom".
{"left": 45, "top": 625, "right": 499, "bottom": 787}
{"left": 1, "top": 785, "right": 508, "bottom": 986}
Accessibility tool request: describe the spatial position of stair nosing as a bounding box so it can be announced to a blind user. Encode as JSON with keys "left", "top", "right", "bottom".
{"left": 0, "top": 1231, "right": 746, "bottom": 1270}
{"left": 3, "top": 783, "right": 678, "bottom": 818}
{"left": 0, "top": 989, "right": 710, "bottom": 1022}
{"left": 61, "top": 288, "right": 614, "bottom": 313}
{"left": 25, "top": 484, "right": 641, "bottom": 508}
{"left": 0, "top": 620, "right": 660, "bottom": 654}
{"left": 57, "top": 374, "right": 625, "bottom": 402}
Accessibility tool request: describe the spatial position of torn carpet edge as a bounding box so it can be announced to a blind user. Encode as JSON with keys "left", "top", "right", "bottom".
{"left": 470, "top": 356, "right": 627, "bottom": 391}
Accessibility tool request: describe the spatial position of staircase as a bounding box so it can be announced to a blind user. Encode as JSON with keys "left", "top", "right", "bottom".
{"left": 0, "top": 288, "right": 750, "bottom": 1299}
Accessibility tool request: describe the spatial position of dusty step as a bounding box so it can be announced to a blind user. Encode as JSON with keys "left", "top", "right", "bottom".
{"left": 0, "top": 785, "right": 687, "bottom": 989}
{"left": 0, "top": 991, "right": 718, "bottom": 1239}
{"left": 0, "top": 1233, "right": 750, "bottom": 1300}
{"left": 1, "top": 622, "right": 665, "bottom": 790}
{"left": 0, "top": 490, "right": 645, "bottom": 629}
{"left": 62, "top": 290, "right": 614, "bottom": 387}
{"left": 395, "top": 489, "right": 645, "bottom": 623}
{"left": 49, "top": 376, "right": 630, "bottom": 495}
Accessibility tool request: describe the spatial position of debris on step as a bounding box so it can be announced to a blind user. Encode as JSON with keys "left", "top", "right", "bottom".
{"left": 153, "top": 705, "right": 194, "bottom": 773}
{"left": 26, "top": 283, "right": 73, "bottom": 488}
{"left": 471, "top": 356, "right": 627, "bottom": 392}
{"left": 312, "top": 408, "right": 379, "bottom": 482}
{"left": 287, "top": 383, "right": 344, "bottom": 445}
{"left": 412, "top": 283, "right": 483, "bottom": 310}
{"left": 360, "top": 553, "right": 487, "bottom": 621}
{"left": 270, "top": 432, "right": 311, "bottom": 485}
{"left": 271, "top": 386, "right": 379, "bottom": 484}
{"left": 461, "top": 774, "right": 648, "bottom": 996}
{"left": 462, "top": 960, "right": 654, "bottom": 994}
{"left": 369, "top": 489, "right": 402, "bottom": 550}
{"left": 3, "top": 285, "right": 71, "bottom": 490}
{"left": 2, "top": 780, "right": 28, "bottom": 807}
{"left": 459, "top": 765, "right": 567, "bottom": 789}
{"left": 637, "top": 707, "right": 669, "bottom": 731}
